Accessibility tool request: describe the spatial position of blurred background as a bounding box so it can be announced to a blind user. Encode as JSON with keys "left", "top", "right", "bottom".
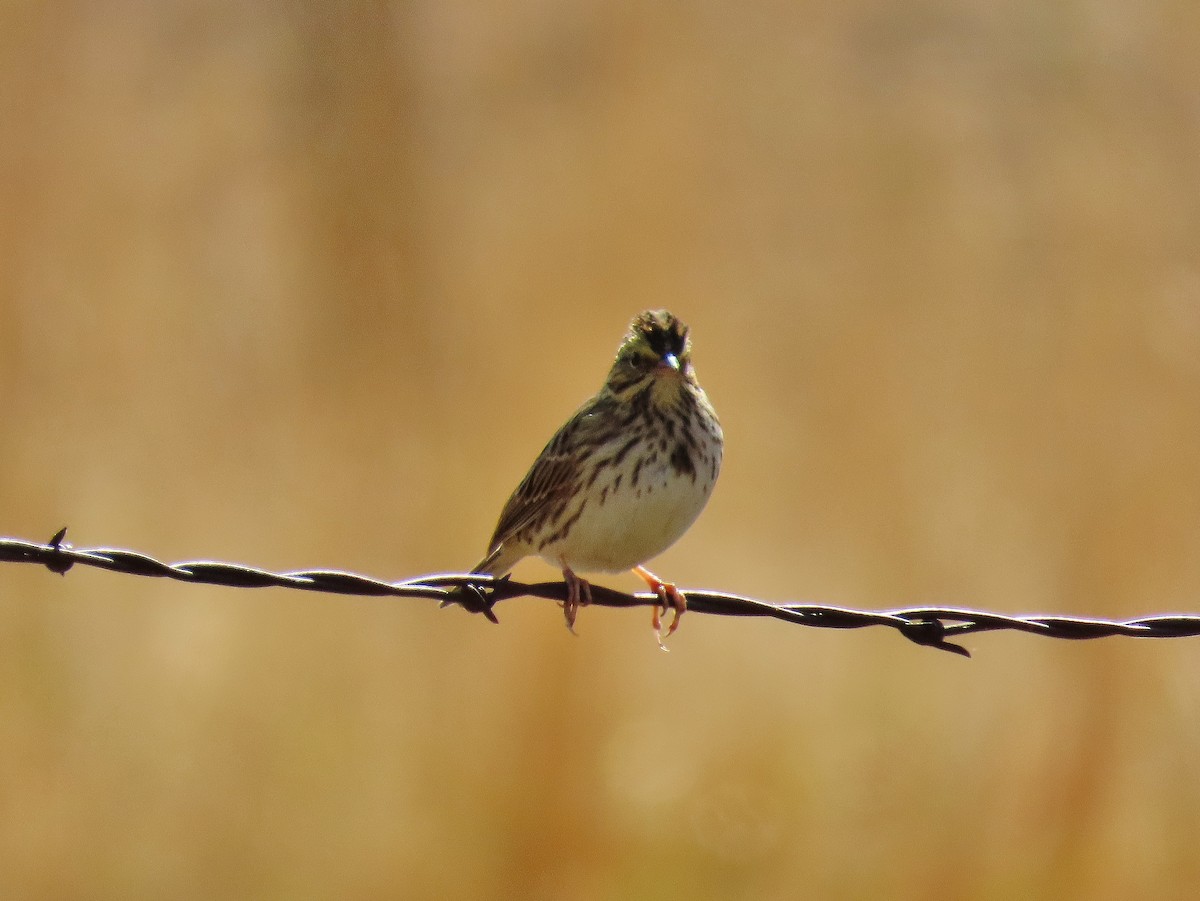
{"left": 3, "top": 1, "right": 1200, "bottom": 897}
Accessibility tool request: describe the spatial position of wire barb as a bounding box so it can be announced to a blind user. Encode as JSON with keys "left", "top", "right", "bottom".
{"left": 45, "top": 526, "right": 74, "bottom": 575}
{"left": 4, "top": 532, "right": 1200, "bottom": 657}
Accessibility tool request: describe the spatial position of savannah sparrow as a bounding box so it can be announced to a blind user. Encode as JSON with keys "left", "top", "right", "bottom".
{"left": 471, "top": 310, "right": 723, "bottom": 642}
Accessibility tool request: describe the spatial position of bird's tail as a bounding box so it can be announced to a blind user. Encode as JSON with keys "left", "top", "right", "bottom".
{"left": 470, "top": 543, "right": 522, "bottom": 578}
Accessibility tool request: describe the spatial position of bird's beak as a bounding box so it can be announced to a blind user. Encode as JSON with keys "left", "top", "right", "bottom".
{"left": 659, "top": 353, "right": 680, "bottom": 372}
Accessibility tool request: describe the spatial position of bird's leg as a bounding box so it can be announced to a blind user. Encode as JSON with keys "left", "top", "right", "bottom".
{"left": 560, "top": 562, "right": 592, "bottom": 634}
{"left": 634, "top": 565, "right": 686, "bottom": 647}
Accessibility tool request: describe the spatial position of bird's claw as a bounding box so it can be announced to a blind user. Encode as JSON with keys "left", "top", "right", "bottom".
{"left": 560, "top": 563, "right": 592, "bottom": 634}
{"left": 636, "top": 565, "right": 686, "bottom": 649}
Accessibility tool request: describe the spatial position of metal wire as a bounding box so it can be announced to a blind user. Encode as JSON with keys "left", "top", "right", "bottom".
{"left": 6, "top": 528, "right": 1200, "bottom": 658}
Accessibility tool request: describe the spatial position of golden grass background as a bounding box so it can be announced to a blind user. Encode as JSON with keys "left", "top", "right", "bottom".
{"left": 3, "top": 1, "right": 1200, "bottom": 897}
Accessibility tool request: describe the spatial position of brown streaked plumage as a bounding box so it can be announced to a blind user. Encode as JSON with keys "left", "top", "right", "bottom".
{"left": 472, "top": 310, "right": 723, "bottom": 644}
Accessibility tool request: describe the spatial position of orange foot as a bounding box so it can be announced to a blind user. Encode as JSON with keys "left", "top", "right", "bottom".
{"left": 634, "top": 565, "right": 687, "bottom": 649}
{"left": 560, "top": 562, "right": 592, "bottom": 634}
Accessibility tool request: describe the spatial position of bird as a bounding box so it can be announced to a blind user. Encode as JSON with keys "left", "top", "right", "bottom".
{"left": 470, "top": 310, "right": 723, "bottom": 644}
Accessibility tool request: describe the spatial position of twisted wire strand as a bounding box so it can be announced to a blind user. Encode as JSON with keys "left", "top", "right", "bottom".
{"left": 5, "top": 529, "right": 1200, "bottom": 658}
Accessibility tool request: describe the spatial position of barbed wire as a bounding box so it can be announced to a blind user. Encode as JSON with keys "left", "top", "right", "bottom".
{"left": 5, "top": 529, "right": 1200, "bottom": 658}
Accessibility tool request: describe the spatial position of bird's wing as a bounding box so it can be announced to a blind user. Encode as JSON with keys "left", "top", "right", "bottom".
{"left": 487, "top": 433, "right": 580, "bottom": 553}
{"left": 483, "top": 401, "right": 606, "bottom": 561}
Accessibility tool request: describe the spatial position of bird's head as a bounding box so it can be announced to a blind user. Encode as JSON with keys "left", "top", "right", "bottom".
{"left": 607, "top": 310, "right": 695, "bottom": 403}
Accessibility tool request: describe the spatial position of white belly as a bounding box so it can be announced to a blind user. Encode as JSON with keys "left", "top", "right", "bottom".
{"left": 535, "top": 453, "right": 716, "bottom": 574}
